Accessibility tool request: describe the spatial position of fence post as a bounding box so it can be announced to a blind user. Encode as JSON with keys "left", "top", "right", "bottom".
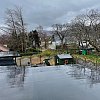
{"left": 40, "top": 55, "right": 41, "bottom": 64}
{"left": 20, "top": 57, "right": 21, "bottom": 66}
{"left": 76, "top": 57, "right": 77, "bottom": 64}
{"left": 30, "top": 56, "right": 32, "bottom": 65}
{"left": 95, "top": 58, "right": 97, "bottom": 70}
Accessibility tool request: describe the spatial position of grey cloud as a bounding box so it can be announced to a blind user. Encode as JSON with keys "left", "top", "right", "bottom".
{"left": 0, "top": 0, "right": 100, "bottom": 30}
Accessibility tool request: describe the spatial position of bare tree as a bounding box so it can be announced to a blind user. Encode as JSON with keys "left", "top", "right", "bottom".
{"left": 71, "top": 9, "right": 100, "bottom": 52}
{"left": 5, "top": 8, "right": 18, "bottom": 51}
{"left": 5, "top": 7, "right": 27, "bottom": 52}
{"left": 71, "top": 14, "right": 87, "bottom": 48}
{"left": 52, "top": 24, "right": 66, "bottom": 49}
{"left": 14, "top": 7, "right": 27, "bottom": 52}
{"left": 0, "top": 34, "right": 10, "bottom": 45}
{"left": 86, "top": 9, "right": 100, "bottom": 52}
{"left": 36, "top": 25, "right": 49, "bottom": 49}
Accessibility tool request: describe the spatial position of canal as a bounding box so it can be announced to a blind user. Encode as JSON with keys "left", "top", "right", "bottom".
{"left": 0, "top": 64, "right": 100, "bottom": 100}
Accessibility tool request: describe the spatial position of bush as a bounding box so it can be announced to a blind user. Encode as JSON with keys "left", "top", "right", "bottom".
{"left": 26, "top": 47, "right": 41, "bottom": 53}
{"left": 20, "top": 52, "right": 33, "bottom": 56}
{"left": 39, "top": 49, "right": 57, "bottom": 57}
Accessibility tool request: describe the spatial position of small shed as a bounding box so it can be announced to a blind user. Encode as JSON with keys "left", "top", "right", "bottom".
{"left": 55, "top": 54, "right": 73, "bottom": 65}
{"left": 0, "top": 51, "right": 20, "bottom": 66}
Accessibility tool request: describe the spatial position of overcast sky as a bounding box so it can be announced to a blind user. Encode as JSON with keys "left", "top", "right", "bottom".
{"left": 0, "top": 0, "right": 100, "bottom": 31}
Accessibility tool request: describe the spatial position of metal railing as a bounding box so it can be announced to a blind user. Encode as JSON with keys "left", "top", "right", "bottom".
{"left": 0, "top": 51, "right": 20, "bottom": 57}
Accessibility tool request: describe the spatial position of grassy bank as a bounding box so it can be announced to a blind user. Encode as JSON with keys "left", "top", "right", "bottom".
{"left": 18, "top": 49, "right": 100, "bottom": 66}
{"left": 17, "top": 49, "right": 67, "bottom": 66}
{"left": 73, "top": 54, "right": 100, "bottom": 64}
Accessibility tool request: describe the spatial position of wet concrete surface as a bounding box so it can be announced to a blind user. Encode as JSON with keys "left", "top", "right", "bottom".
{"left": 0, "top": 64, "right": 100, "bottom": 100}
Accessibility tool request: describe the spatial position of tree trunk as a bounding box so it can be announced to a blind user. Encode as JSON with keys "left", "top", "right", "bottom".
{"left": 88, "top": 40, "right": 100, "bottom": 52}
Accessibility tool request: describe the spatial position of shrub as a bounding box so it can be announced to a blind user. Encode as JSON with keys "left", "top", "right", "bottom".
{"left": 20, "top": 52, "right": 33, "bottom": 56}
{"left": 39, "top": 49, "right": 57, "bottom": 57}
{"left": 26, "top": 47, "right": 41, "bottom": 52}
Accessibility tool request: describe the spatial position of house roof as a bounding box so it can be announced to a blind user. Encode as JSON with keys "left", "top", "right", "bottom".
{"left": 0, "top": 44, "right": 9, "bottom": 51}
{"left": 57, "top": 54, "right": 72, "bottom": 59}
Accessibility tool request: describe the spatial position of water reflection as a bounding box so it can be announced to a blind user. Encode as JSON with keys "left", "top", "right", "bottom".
{"left": 67, "top": 65, "right": 86, "bottom": 79}
{"left": 88, "top": 69, "right": 100, "bottom": 87}
{"left": 67, "top": 64, "right": 100, "bottom": 87}
{"left": 1, "top": 64, "right": 100, "bottom": 89}
{"left": 6, "top": 66, "right": 26, "bottom": 88}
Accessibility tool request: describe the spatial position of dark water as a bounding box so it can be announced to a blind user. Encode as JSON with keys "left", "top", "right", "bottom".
{"left": 0, "top": 65, "right": 100, "bottom": 100}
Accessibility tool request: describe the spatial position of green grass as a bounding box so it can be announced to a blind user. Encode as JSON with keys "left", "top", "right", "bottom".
{"left": 73, "top": 54, "right": 100, "bottom": 64}
{"left": 38, "top": 49, "right": 58, "bottom": 57}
